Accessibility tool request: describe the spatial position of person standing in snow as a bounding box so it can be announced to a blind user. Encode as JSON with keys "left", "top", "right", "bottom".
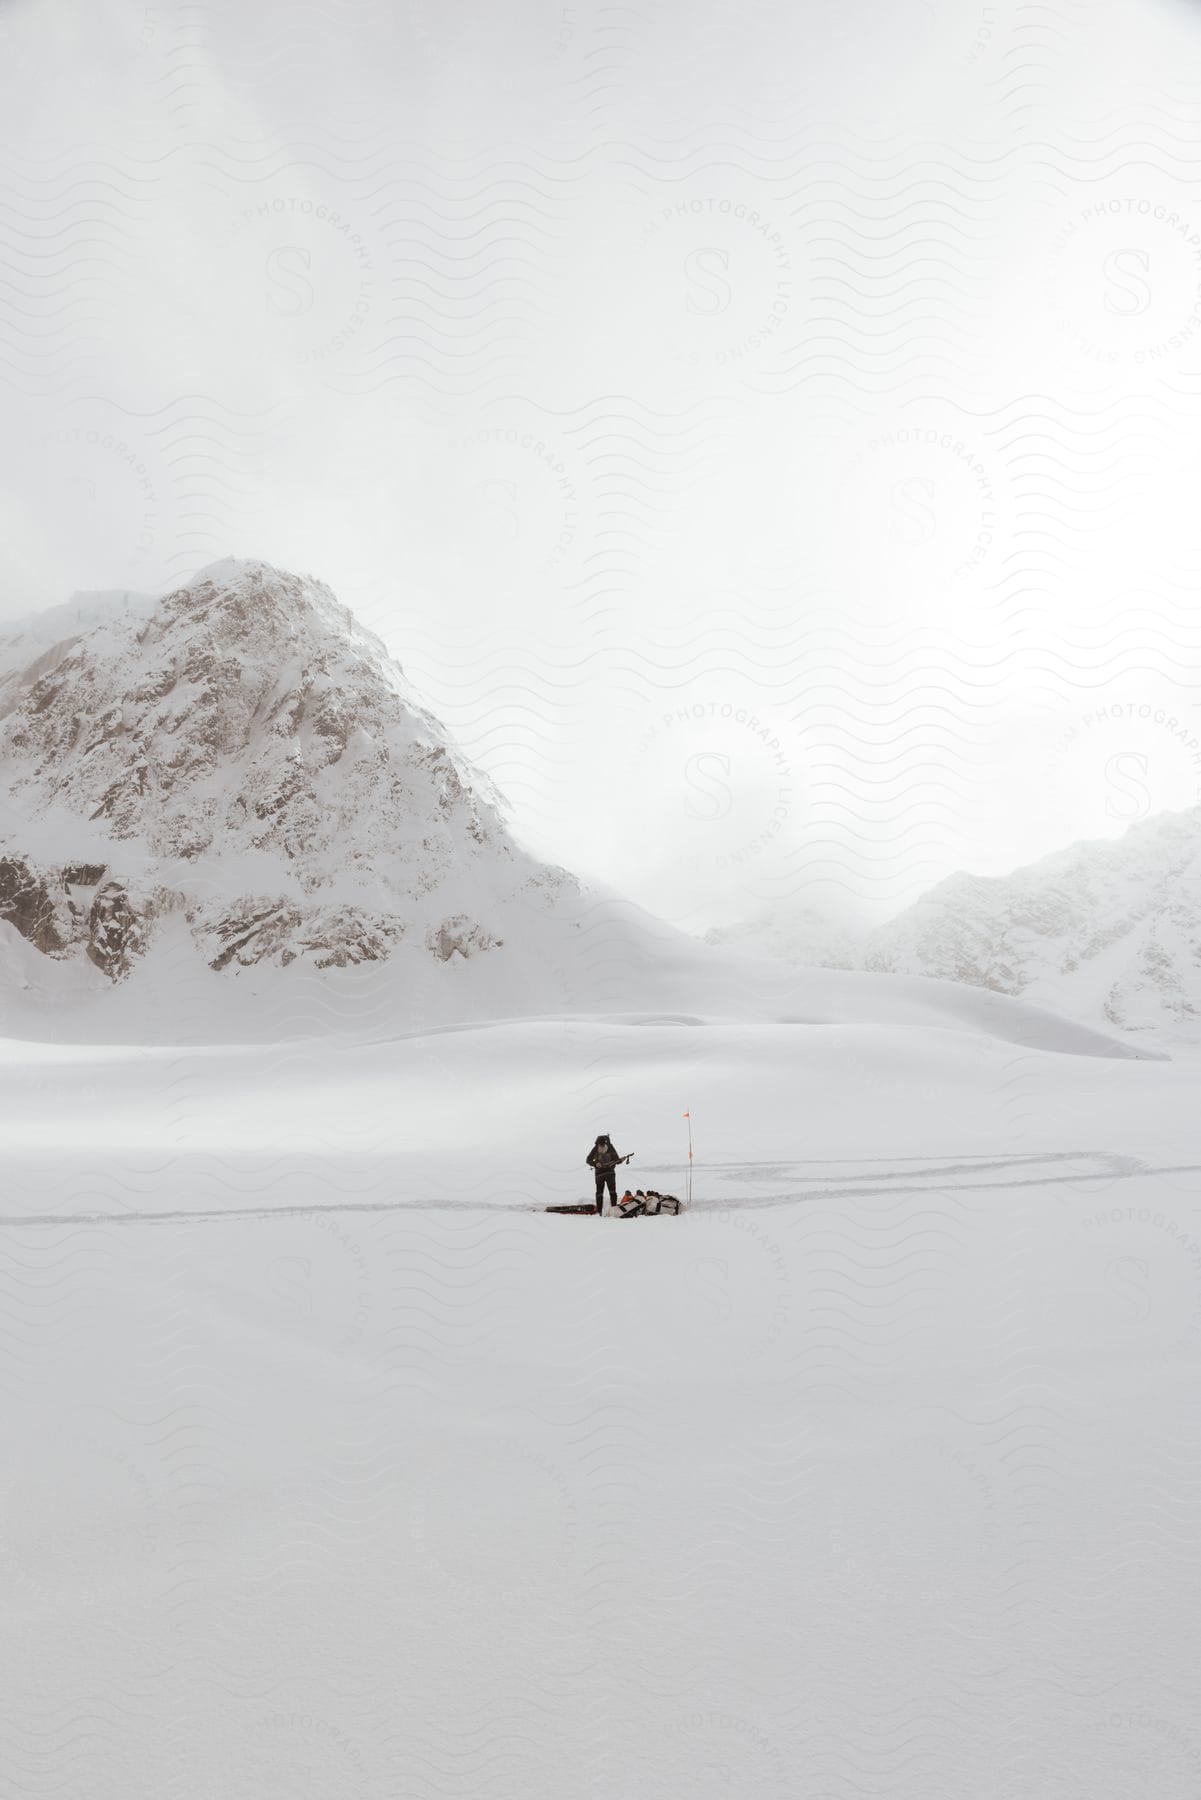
{"left": 586, "top": 1134, "right": 628, "bottom": 1214}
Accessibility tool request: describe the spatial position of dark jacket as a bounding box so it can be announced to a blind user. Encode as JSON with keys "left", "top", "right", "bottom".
{"left": 586, "top": 1138, "right": 622, "bottom": 1172}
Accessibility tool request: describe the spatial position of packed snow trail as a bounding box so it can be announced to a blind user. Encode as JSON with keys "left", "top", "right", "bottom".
{"left": 0, "top": 1148, "right": 1197, "bottom": 1229}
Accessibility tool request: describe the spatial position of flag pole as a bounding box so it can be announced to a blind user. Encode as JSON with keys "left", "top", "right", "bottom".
{"left": 684, "top": 1109, "right": 693, "bottom": 1208}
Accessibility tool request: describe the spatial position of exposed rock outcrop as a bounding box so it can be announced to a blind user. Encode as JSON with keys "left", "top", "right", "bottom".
{"left": 0, "top": 559, "right": 565, "bottom": 981}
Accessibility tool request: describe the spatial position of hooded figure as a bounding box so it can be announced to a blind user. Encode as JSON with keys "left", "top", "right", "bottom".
{"left": 586, "top": 1134, "right": 625, "bottom": 1213}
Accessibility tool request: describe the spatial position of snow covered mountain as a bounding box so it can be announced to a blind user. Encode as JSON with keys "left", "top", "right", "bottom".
{"left": 712, "top": 809, "right": 1201, "bottom": 1041}
{"left": 0, "top": 558, "right": 1162, "bottom": 1059}
{"left": 0, "top": 558, "right": 571, "bottom": 992}
{"left": 862, "top": 808, "right": 1201, "bottom": 1036}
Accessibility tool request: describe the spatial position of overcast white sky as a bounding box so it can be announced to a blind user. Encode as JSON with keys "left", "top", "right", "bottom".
{"left": 3, "top": 0, "right": 1201, "bottom": 930}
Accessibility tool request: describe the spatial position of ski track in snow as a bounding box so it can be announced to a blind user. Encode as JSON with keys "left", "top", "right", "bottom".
{"left": 2, "top": 1022, "right": 1200, "bottom": 1800}
{"left": 1, "top": 1150, "right": 1196, "bottom": 1228}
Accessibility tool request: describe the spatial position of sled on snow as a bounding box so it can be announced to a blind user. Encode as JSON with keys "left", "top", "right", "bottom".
{"left": 545, "top": 1190, "right": 684, "bottom": 1217}
{"left": 617, "top": 1189, "right": 683, "bottom": 1217}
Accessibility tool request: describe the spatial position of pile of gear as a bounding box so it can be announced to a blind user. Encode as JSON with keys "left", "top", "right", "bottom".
{"left": 616, "top": 1188, "right": 682, "bottom": 1218}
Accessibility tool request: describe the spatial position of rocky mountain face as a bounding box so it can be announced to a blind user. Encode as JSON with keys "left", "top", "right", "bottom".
{"left": 862, "top": 809, "right": 1201, "bottom": 1035}
{"left": 714, "top": 809, "right": 1201, "bottom": 1038}
{"left": 0, "top": 557, "right": 1183, "bottom": 1060}
{"left": 0, "top": 559, "right": 572, "bottom": 982}
{"left": 0, "top": 856, "right": 154, "bottom": 979}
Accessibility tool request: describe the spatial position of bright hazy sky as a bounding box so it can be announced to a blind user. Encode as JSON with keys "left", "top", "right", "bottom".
{"left": 3, "top": 0, "right": 1201, "bottom": 930}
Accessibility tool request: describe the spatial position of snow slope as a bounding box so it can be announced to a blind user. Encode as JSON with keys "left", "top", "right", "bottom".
{"left": 864, "top": 807, "right": 1201, "bottom": 1040}
{"left": 0, "top": 558, "right": 1163, "bottom": 1060}
{"left": 1, "top": 1017, "right": 1198, "bottom": 1799}
{"left": 712, "top": 807, "right": 1201, "bottom": 1046}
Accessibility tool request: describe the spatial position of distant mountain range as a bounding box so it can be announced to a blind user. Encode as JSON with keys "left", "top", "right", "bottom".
{"left": 0, "top": 557, "right": 1161, "bottom": 1060}
{"left": 709, "top": 807, "right": 1201, "bottom": 1040}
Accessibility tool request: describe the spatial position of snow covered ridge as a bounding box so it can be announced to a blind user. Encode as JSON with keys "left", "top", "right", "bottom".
{"left": 0, "top": 558, "right": 1166, "bottom": 1061}
{"left": 710, "top": 806, "right": 1201, "bottom": 1039}
{"left": 864, "top": 808, "right": 1201, "bottom": 1036}
{"left": 0, "top": 558, "right": 572, "bottom": 982}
